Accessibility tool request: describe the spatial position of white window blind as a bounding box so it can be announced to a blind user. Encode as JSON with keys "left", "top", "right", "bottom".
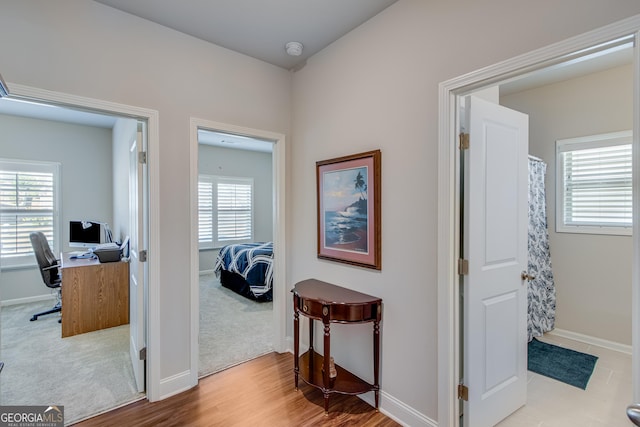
{"left": 217, "top": 180, "right": 252, "bottom": 241}
{"left": 0, "top": 159, "right": 60, "bottom": 267}
{"left": 556, "top": 131, "right": 632, "bottom": 235}
{"left": 198, "top": 175, "right": 253, "bottom": 247}
{"left": 198, "top": 180, "right": 213, "bottom": 244}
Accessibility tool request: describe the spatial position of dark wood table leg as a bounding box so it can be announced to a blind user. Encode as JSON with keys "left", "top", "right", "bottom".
{"left": 293, "top": 303, "right": 299, "bottom": 390}
{"left": 373, "top": 318, "right": 380, "bottom": 411}
{"left": 323, "top": 316, "right": 331, "bottom": 415}
{"left": 308, "top": 318, "right": 314, "bottom": 379}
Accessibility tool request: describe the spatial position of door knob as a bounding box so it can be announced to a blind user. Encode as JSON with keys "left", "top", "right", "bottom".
{"left": 521, "top": 271, "right": 535, "bottom": 281}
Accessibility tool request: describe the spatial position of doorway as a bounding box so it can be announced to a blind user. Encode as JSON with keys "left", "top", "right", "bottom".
{"left": 188, "top": 118, "right": 287, "bottom": 386}
{"left": 0, "top": 82, "right": 159, "bottom": 419}
{"left": 197, "top": 128, "right": 275, "bottom": 377}
{"left": 437, "top": 18, "right": 640, "bottom": 427}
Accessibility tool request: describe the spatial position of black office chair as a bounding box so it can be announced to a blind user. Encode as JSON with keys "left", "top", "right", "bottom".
{"left": 29, "top": 232, "right": 62, "bottom": 322}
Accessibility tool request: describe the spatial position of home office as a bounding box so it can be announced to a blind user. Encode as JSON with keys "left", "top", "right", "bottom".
{"left": 0, "top": 107, "right": 144, "bottom": 422}
{"left": 0, "top": 113, "right": 133, "bottom": 319}
{"left": 30, "top": 220, "right": 130, "bottom": 338}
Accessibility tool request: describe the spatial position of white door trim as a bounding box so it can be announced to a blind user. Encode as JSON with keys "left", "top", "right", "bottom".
{"left": 188, "top": 118, "right": 287, "bottom": 385}
{"left": 5, "top": 82, "right": 161, "bottom": 401}
{"left": 437, "top": 15, "right": 640, "bottom": 426}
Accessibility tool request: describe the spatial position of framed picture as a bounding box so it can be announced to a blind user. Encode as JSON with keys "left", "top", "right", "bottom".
{"left": 316, "top": 149, "right": 381, "bottom": 270}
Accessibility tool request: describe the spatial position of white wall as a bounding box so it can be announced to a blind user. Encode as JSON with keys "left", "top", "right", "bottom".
{"left": 198, "top": 144, "right": 273, "bottom": 271}
{"left": 112, "top": 118, "right": 138, "bottom": 244}
{"left": 3, "top": 0, "right": 640, "bottom": 423}
{"left": 290, "top": 1, "right": 640, "bottom": 423}
{"left": 501, "top": 64, "right": 633, "bottom": 345}
{"left": 0, "top": 0, "right": 290, "bottom": 394}
{"left": 0, "top": 113, "right": 112, "bottom": 302}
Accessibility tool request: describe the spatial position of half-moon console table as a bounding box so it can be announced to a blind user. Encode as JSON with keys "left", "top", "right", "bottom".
{"left": 292, "top": 278, "right": 382, "bottom": 414}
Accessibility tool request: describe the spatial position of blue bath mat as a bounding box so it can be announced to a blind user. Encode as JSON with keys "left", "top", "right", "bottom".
{"left": 527, "top": 338, "right": 598, "bottom": 389}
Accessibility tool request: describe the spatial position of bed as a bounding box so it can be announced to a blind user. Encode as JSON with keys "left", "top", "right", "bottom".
{"left": 213, "top": 241, "right": 274, "bottom": 301}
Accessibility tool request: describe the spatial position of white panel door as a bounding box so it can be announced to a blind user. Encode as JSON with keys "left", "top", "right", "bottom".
{"left": 463, "top": 96, "right": 529, "bottom": 427}
{"left": 129, "top": 124, "right": 147, "bottom": 393}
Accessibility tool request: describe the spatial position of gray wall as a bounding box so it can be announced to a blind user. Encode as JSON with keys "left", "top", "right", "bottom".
{"left": 289, "top": 1, "right": 640, "bottom": 420}
{"left": 3, "top": 0, "right": 640, "bottom": 421}
{"left": 501, "top": 64, "right": 633, "bottom": 345}
{"left": 112, "top": 118, "right": 138, "bottom": 244}
{"left": 0, "top": 114, "right": 113, "bottom": 302}
{"left": 198, "top": 144, "right": 273, "bottom": 272}
{"left": 0, "top": 0, "right": 290, "bottom": 387}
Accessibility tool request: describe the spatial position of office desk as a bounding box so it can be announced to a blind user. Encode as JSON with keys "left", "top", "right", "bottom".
{"left": 60, "top": 252, "right": 129, "bottom": 338}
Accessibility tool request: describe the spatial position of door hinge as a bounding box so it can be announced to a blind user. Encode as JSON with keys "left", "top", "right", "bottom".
{"left": 458, "top": 383, "right": 469, "bottom": 401}
{"left": 139, "top": 250, "right": 148, "bottom": 262}
{"left": 138, "top": 151, "right": 147, "bottom": 164}
{"left": 139, "top": 347, "right": 147, "bottom": 361}
{"left": 458, "top": 258, "right": 469, "bottom": 275}
{"left": 459, "top": 132, "right": 470, "bottom": 150}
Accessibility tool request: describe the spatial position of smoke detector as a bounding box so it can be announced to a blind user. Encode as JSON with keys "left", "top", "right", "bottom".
{"left": 285, "top": 41, "right": 303, "bottom": 56}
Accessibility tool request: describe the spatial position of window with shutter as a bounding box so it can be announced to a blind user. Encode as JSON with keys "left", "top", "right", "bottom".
{"left": 198, "top": 175, "right": 253, "bottom": 248}
{"left": 556, "top": 131, "right": 632, "bottom": 235}
{"left": 0, "top": 159, "right": 60, "bottom": 268}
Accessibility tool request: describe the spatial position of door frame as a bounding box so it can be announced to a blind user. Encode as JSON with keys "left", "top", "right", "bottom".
{"left": 3, "top": 82, "right": 160, "bottom": 400}
{"left": 437, "top": 15, "right": 640, "bottom": 426}
{"left": 188, "top": 118, "right": 287, "bottom": 385}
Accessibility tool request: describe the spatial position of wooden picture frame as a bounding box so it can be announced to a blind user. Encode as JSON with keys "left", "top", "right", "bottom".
{"left": 316, "top": 149, "right": 381, "bottom": 270}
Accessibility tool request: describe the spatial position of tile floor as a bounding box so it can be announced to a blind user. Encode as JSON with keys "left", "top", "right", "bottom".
{"left": 497, "top": 334, "right": 632, "bottom": 427}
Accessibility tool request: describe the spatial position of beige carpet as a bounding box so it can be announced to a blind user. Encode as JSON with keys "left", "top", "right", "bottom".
{"left": 198, "top": 273, "right": 274, "bottom": 377}
{"left": 0, "top": 300, "right": 142, "bottom": 425}
{"left": 0, "top": 274, "right": 273, "bottom": 425}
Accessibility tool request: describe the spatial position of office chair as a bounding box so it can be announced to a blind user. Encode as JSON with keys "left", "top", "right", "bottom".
{"left": 29, "top": 232, "right": 62, "bottom": 322}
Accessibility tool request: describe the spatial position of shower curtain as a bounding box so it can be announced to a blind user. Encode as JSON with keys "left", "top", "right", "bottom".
{"left": 527, "top": 156, "right": 556, "bottom": 341}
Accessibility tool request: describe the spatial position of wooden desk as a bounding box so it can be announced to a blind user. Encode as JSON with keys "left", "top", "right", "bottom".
{"left": 292, "top": 279, "right": 382, "bottom": 414}
{"left": 60, "top": 252, "right": 129, "bottom": 338}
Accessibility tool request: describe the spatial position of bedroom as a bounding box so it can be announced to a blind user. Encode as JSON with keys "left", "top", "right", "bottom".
{"left": 197, "top": 130, "right": 276, "bottom": 377}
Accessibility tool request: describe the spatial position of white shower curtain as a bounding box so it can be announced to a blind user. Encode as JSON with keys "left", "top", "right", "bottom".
{"left": 527, "top": 156, "right": 556, "bottom": 341}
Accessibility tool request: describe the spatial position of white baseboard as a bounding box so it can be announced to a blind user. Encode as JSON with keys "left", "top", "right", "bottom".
{"left": 199, "top": 269, "right": 215, "bottom": 275}
{"left": 1, "top": 294, "right": 55, "bottom": 307}
{"left": 158, "top": 370, "right": 196, "bottom": 400}
{"left": 284, "top": 336, "right": 294, "bottom": 354}
{"left": 358, "top": 390, "right": 437, "bottom": 427}
{"left": 285, "top": 333, "right": 434, "bottom": 426}
{"left": 548, "top": 328, "right": 632, "bottom": 355}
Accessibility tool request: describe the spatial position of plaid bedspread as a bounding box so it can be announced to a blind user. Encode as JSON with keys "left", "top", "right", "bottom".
{"left": 213, "top": 242, "right": 273, "bottom": 297}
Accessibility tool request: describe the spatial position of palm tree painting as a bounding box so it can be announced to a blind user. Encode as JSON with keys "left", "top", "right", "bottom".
{"left": 322, "top": 166, "right": 368, "bottom": 253}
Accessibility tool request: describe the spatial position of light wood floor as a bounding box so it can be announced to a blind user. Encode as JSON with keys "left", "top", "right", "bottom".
{"left": 73, "top": 352, "right": 400, "bottom": 427}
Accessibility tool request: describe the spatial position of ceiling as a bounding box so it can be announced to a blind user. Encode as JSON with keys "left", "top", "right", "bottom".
{"left": 500, "top": 41, "right": 633, "bottom": 95}
{"left": 0, "top": 3, "right": 633, "bottom": 152}
{"left": 94, "top": 0, "right": 399, "bottom": 71}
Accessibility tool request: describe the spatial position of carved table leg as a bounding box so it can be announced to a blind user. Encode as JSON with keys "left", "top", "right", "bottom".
{"left": 323, "top": 317, "right": 331, "bottom": 414}
{"left": 373, "top": 318, "right": 380, "bottom": 411}
{"left": 293, "top": 306, "right": 299, "bottom": 390}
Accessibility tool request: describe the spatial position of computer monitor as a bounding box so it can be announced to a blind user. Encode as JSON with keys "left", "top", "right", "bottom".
{"left": 69, "top": 221, "right": 105, "bottom": 248}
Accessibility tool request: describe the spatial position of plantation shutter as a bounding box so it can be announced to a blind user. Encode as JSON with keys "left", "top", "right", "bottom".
{"left": 198, "top": 175, "right": 253, "bottom": 248}
{"left": 198, "top": 179, "right": 214, "bottom": 244}
{"left": 0, "top": 160, "right": 59, "bottom": 266}
{"left": 217, "top": 179, "right": 252, "bottom": 242}
{"left": 558, "top": 132, "right": 632, "bottom": 232}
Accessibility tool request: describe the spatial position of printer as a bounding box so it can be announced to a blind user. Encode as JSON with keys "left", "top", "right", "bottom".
{"left": 92, "top": 242, "right": 122, "bottom": 263}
